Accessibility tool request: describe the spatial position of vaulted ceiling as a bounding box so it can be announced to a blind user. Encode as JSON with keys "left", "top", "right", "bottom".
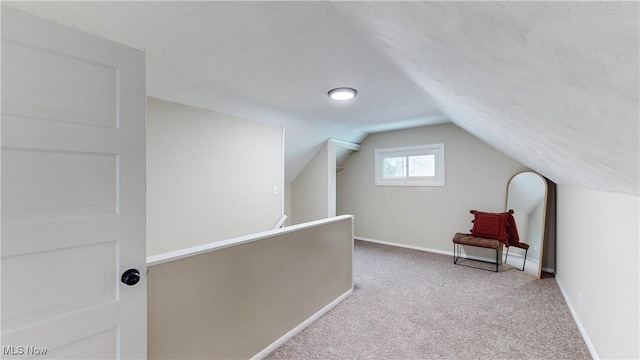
{"left": 5, "top": 1, "right": 638, "bottom": 195}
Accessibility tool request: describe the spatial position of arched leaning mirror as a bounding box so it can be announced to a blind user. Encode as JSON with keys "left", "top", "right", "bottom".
{"left": 504, "top": 172, "right": 548, "bottom": 279}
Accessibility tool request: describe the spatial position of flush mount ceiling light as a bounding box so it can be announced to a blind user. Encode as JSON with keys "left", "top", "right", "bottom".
{"left": 328, "top": 87, "right": 357, "bottom": 101}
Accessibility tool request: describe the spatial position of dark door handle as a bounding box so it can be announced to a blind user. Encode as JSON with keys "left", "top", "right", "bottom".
{"left": 121, "top": 268, "right": 141, "bottom": 286}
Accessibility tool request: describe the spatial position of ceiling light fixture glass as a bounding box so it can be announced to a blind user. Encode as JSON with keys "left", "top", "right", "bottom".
{"left": 328, "top": 87, "right": 357, "bottom": 101}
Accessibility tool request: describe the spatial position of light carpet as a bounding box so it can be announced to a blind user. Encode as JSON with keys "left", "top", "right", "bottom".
{"left": 266, "top": 240, "right": 591, "bottom": 360}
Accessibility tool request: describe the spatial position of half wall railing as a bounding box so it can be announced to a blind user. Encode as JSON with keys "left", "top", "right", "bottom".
{"left": 147, "top": 215, "right": 354, "bottom": 359}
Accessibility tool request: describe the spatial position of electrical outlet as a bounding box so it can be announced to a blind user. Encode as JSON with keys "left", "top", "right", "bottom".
{"left": 272, "top": 186, "right": 278, "bottom": 195}
{"left": 579, "top": 292, "right": 584, "bottom": 307}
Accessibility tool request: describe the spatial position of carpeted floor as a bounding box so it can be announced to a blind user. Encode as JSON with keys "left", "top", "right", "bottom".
{"left": 266, "top": 240, "right": 591, "bottom": 360}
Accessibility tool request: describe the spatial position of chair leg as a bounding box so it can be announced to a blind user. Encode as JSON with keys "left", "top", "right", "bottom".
{"left": 505, "top": 246, "right": 510, "bottom": 263}
{"left": 521, "top": 248, "right": 528, "bottom": 271}
{"left": 495, "top": 247, "right": 499, "bottom": 272}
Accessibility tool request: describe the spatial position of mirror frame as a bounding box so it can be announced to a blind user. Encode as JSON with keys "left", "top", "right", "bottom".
{"left": 505, "top": 171, "right": 548, "bottom": 279}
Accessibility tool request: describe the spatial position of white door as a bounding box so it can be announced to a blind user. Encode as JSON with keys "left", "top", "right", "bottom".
{"left": 1, "top": 7, "right": 146, "bottom": 359}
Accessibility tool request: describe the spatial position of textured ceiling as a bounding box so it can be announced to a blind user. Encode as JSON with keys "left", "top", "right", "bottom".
{"left": 3, "top": 1, "right": 446, "bottom": 184}
{"left": 332, "top": 1, "right": 639, "bottom": 195}
{"left": 4, "top": 1, "right": 639, "bottom": 194}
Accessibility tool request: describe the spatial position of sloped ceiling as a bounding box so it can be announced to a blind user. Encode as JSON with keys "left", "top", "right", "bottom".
{"left": 2, "top": 1, "right": 446, "bottom": 185}
{"left": 4, "top": 2, "right": 639, "bottom": 195}
{"left": 332, "top": 1, "right": 639, "bottom": 195}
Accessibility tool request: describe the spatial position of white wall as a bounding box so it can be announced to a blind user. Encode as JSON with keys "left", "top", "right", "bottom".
{"left": 290, "top": 141, "right": 334, "bottom": 225}
{"left": 284, "top": 182, "right": 292, "bottom": 226}
{"left": 556, "top": 185, "right": 639, "bottom": 359}
{"left": 147, "top": 97, "right": 283, "bottom": 256}
{"left": 337, "top": 123, "right": 528, "bottom": 254}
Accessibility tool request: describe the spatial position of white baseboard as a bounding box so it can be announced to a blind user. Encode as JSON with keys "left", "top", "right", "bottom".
{"left": 555, "top": 275, "right": 599, "bottom": 359}
{"left": 252, "top": 288, "right": 353, "bottom": 359}
{"left": 355, "top": 236, "right": 497, "bottom": 264}
{"left": 356, "top": 237, "right": 556, "bottom": 273}
{"left": 356, "top": 236, "right": 451, "bottom": 255}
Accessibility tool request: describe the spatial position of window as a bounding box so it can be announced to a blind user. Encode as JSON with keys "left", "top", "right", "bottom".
{"left": 375, "top": 144, "right": 445, "bottom": 186}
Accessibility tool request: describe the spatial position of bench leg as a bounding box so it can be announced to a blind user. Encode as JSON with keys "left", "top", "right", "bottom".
{"left": 452, "top": 242, "right": 500, "bottom": 272}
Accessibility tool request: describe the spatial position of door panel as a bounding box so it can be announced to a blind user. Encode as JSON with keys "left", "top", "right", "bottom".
{"left": 2, "top": 39, "right": 118, "bottom": 128}
{"left": 2, "top": 148, "right": 118, "bottom": 223}
{"left": 2, "top": 241, "right": 117, "bottom": 330}
{"left": 1, "top": 6, "right": 146, "bottom": 359}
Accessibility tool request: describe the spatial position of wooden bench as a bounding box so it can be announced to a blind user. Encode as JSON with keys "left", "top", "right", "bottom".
{"left": 452, "top": 232, "right": 503, "bottom": 272}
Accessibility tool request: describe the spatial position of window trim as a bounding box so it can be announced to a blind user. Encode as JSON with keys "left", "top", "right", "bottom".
{"left": 374, "top": 143, "right": 445, "bottom": 187}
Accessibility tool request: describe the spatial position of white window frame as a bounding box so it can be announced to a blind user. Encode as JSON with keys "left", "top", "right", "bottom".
{"left": 374, "top": 143, "right": 445, "bottom": 187}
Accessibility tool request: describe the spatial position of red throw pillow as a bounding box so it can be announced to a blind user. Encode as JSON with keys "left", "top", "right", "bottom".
{"left": 470, "top": 210, "right": 508, "bottom": 242}
{"left": 506, "top": 209, "right": 520, "bottom": 245}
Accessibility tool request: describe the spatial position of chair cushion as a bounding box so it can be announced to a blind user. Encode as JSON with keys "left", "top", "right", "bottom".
{"left": 470, "top": 210, "right": 508, "bottom": 242}
{"left": 452, "top": 233, "right": 502, "bottom": 249}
